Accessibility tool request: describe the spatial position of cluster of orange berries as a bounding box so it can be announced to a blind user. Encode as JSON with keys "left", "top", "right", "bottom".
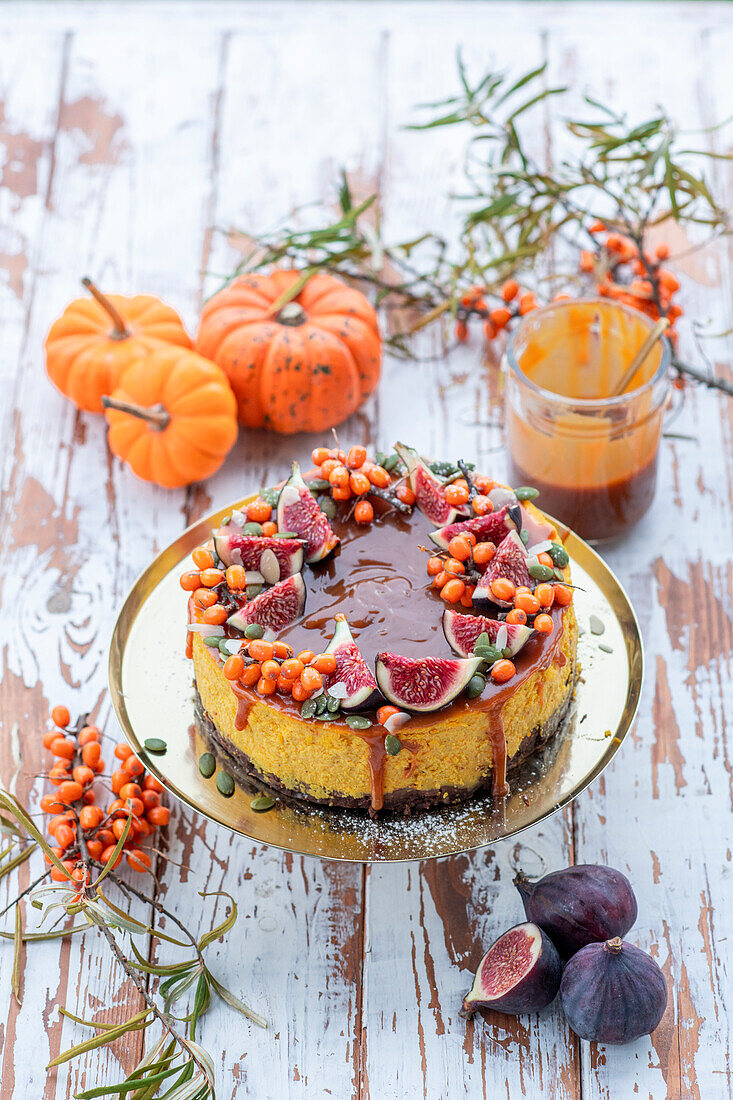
{"left": 443, "top": 472, "right": 496, "bottom": 516}
{"left": 455, "top": 280, "right": 538, "bottom": 344}
{"left": 41, "top": 705, "right": 168, "bottom": 885}
{"left": 222, "top": 636, "right": 337, "bottom": 702}
{"left": 180, "top": 546, "right": 243, "bottom": 624}
{"left": 310, "top": 445, "right": 405, "bottom": 524}
{"left": 427, "top": 534, "right": 498, "bottom": 607}
{"left": 582, "top": 224, "right": 682, "bottom": 345}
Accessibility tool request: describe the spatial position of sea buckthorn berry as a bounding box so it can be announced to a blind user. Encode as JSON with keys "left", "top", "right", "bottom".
{"left": 655, "top": 242, "right": 670, "bottom": 260}
{"left": 114, "top": 743, "right": 133, "bottom": 761}
{"left": 247, "top": 498, "right": 272, "bottom": 523}
{"left": 281, "top": 658, "right": 305, "bottom": 680}
{"left": 515, "top": 592, "right": 541, "bottom": 615}
{"left": 535, "top": 583, "right": 555, "bottom": 608}
{"left": 312, "top": 446, "right": 331, "bottom": 466}
{"left": 332, "top": 485, "right": 351, "bottom": 501}
{"left": 311, "top": 653, "right": 337, "bottom": 675}
{"left": 195, "top": 587, "right": 218, "bottom": 607}
{"left": 472, "top": 495, "right": 493, "bottom": 516}
{"left": 192, "top": 547, "right": 215, "bottom": 570}
{"left": 350, "top": 473, "right": 371, "bottom": 497}
{"left": 272, "top": 642, "right": 292, "bottom": 659}
{"left": 537, "top": 552, "right": 553, "bottom": 568}
{"left": 249, "top": 640, "right": 274, "bottom": 662}
{"left": 377, "top": 705, "right": 401, "bottom": 725}
{"left": 82, "top": 790, "right": 96, "bottom": 805}
{"left": 112, "top": 818, "right": 131, "bottom": 841}
{"left": 320, "top": 457, "right": 340, "bottom": 478}
{"left": 440, "top": 578, "right": 466, "bottom": 603}
{"left": 490, "top": 659, "right": 516, "bottom": 684}
{"left": 119, "top": 782, "right": 143, "bottom": 802}
{"left": 519, "top": 294, "right": 537, "bottom": 315}
{"left": 474, "top": 475, "right": 494, "bottom": 494}
{"left": 200, "top": 568, "right": 225, "bottom": 588}
{"left": 444, "top": 483, "right": 470, "bottom": 506}
{"left": 347, "top": 445, "right": 367, "bottom": 469}
{"left": 501, "top": 279, "right": 519, "bottom": 302}
{"left": 396, "top": 484, "right": 416, "bottom": 505}
{"left": 658, "top": 269, "right": 680, "bottom": 293}
{"left": 142, "top": 775, "right": 163, "bottom": 794}
{"left": 51, "top": 705, "right": 71, "bottom": 729}
{"left": 179, "top": 571, "right": 201, "bottom": 592}
{"left": 43, "top": 730, "right": 58, "bottom": 750}
{"left": 203, "top": 605, "right": 227, "bottom": 625}
{"left": 48, "top": 766, "right": 70, "bottom": 787}
{"left": 122, "top": 755, "right": 145, "bottom": 778}
{"left": 448, "top": 536, "right": 472, "bottom": 561}
{"left": 296, "top": 650, "right": 315, "bottom": 666}
{"left": 262, "top": 521, "right": 278, "bottom": 537}
{"left": 51, "top": 861, "right": 76, "bottom": 882}
{"left": 460, "top": 585, "right": 475, "bottom": 608}
{"left": 48, "top": 813, "right": 74, "bottom": 835}
{"left": 256, "top": 676, "right": 277, "bottom": 695}
{"left": 354, "top": 500, "right": 374, "bottom": 524}
{"left": 261, "top": 660, "right": 281, "bottom": 682}
{"left": 55, "top": 823, "right": 75, "bottom": 850}
{"left": 45, "top": 845, "right": 65, "bottom": 865}
{"left": 40, "top": 794, "right": 65, "bottom": 814}
{"left": 432, "top": 570, "right": 450, "bottom": 590}
{"left": 57, "top": 781, "right": 84, "bottom": 804}
{"left": 456, "top": 319, "right": 468, "bottom": 342}
{"left": 112, "top": 769, "right": 129, "bottom": 795}
{"left": 78, "top": 725, "right": 100, "bottom": 745}
{"left": 277, "top": 675, "right": 294, "bottom": 693}
{"left": 96, "top": 829, "right": 115, "bottom": 848}
{"left": 329, "top": 464, "right": 350, "bottom": 488}
{"left": 444, "top": 558, "right": 466, "bottom": 576}
{"left": 490, "top": 577, "right": 516, "bottom": 602}
{"left": 553, "top": 584, "right": 573, "bottom": 606}
{"left": 93, "top": 758, "right": 106, "bottom": 775}
{"left": 365, "top": 464, "right": 390, "bottom": 489}
{"left": 534, "top": 614, "right": 554, "bottom": 635}
{"left": 147, "top": 806, "right": 170, "bottom": 827}
{"left": 291, "top": 681, "right": 308, "bottom": 702}
{"left": 223, "top": 655, "right": 245, "bottom": 681}
{"left": 484, "top": 320, "right": 496, "bottom": 341}
{"left": 506, "top": 608, "right": 528, "bottom": 625}
{"left": 141, "top": 790, "right": 160, "bottom": 812}
{"left": 101, "top": 846, "right": 123, "bottom": 869}
{"left": 51, "top": 737, "right": 76, "bottom": 761}
{"left": 86, "top": 840, "right": 103, "bottom": 860}
{"left": 72, "top": 765, "right": 95, "bottom": 787}
{"left": 427, "top": 556, "right": 444, "bottom": 576}
{"left": 490, "top": 306, "right": 513, "bottom": 329}
{"left": 79, "top": 805, "right": 104, "bottom": 829}
{"left": 300, "top": 667, "right": 323, "bottom": 693}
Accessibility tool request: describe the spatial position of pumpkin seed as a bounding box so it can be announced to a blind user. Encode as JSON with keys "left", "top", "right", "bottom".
{"left": 554, "top": 567, "right": 566, "bottom": 582}
{"left": 251, "top": 793, "right": 275, "bottom": 812}
{"left": 315, "top": 694, "right": 328, "bottom": 715}
{"left": 549, "top": 542, "right": 569, "bottom": 568}
{"left": 218, "top": 638, "right": 231, "bottom": 655}
{"left": 242, "top": 522, "right": 263, "bottom": 536}
{"left": 474, "top": 643, "right": 501, "bottom": 663}
{"left": 216, "top": 771, "right": 235, "bottom": 798}
{"left": 300, "top": 697, "right": 318, "bottom": 719}
{"left": 144, "top": 738, "right": 167, "bottom": 754}
{"left": 204, "top": 635, "right": 224, "bottom": 647}
{"left": 316, "top": 712, "right": 337, "bottom": 721}
{"left": 326, "top": 696, "right": 341, "bottom": 714}
{"left": 475, "top": 631, "right": 490, "bottom": 648}
{"left": 519, "top": 528, "right": 529, "bottom": 544}
{"left": 274, "top": 531, "right": 299, "bottom": 538}
{"left": 589, "top": 614, "right": 605, "bottom": 636}
{"left": 244, "top": 623, "right": 265, "bottom": 640}
{"left": 514, "top": 486, "right": 540, "bottom": 501}
{"left": 383, "top": 453, "right": 400, "bottom": 472}
{"left": 307, "top": 478, "right": 331, "bottom": 491}
{"left": 221, "top": 515, "right": 231, "bottom": 526}
{"left": 345, "top": 715, "right": 372, "bottom": 731}
{"left": 466, "top": 673, "right": 486, "bottom": 698}
{"left": 246, "top": 583, "right": 262, "bottom": 600}
{"left": 319, "top": 496, "right": 337, "bottom": 519}
{"left": 528, "top": 562, "right": 555, "bottom": 582}
{"left": 599, "top": 642, "right": 613, "bottom": 654}
{"left": 374, "top": 450, "right": 388, "bottom": 467}
{"left": 258, "top": 487, "right": 279, "bottom": 507}
{"left": 384, "top": 734, "right": 402, "bottom": 756}
{"left": 199, "top": 752, "right": 216, "bottom": 778}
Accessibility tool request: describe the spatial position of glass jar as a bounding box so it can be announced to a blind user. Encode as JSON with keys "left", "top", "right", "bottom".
{"left": 504, "top": 299, "right": 671, "bottom": 541}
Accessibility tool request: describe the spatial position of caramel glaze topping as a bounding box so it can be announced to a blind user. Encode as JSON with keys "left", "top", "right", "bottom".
{"left": 213, "top": 501, "right": 567, "bottom": 810}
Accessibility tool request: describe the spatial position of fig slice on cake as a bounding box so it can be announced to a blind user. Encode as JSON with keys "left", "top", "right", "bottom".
{"left": 322, "top": 616, "right": 381, "bottom": 711}
{"left": 473, "top": 531, "right": 533, "bottom": 608}
{"left": 212, "top": 531, "right": 305, "bottom": 582}
{"left": 428, "top": 505, "right": 517, "bottom": 550}
{"left": 394, "top": 442, "right": 459, "bottom": 525}
{"left": 277, "top": 462, "right": 339, "bottom": 564}
{"left": 375, "top": 652, "right": 482, "bottom": 712}
{"left": 227, "top": 574, "right": 306, "bottom": 634}
{"left": 442, "top": 609, "right": 532, "bottom": 659}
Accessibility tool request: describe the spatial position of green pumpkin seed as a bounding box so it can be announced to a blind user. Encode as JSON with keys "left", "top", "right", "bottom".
{"left": 474, "top": 631, "right": 490, "bottom": 648}
{"left": 345, "top": 715, "right": 372, "bottom": 731}
{"left": 244, "top": 623, "right": 265, "bottom": 640}
{"left": 519, "top": 528, "right": 529, "bottom": 544}
{"left": 474, "top": 643, "right": 501, "bottom": 663}
{"left": 319, "top": 496, "right": 337, "bottom": 519}
{"left": 554, "top": 567, "right": 566, "bottom": 582}
{"left": 549, "top": 542, "right": 569, "bottom": 568}
{"left": 326, "top": 696, "right": 341, "bottom": 714}
{"left": 221, "top": 515, "right": 231, "bottom": 526}
{"left": 275, "top": 531, "right": 299, "bottom": 538}
{"left": 374, "top": 450, "right": 388, "bottom": 467}
{"left": 216, "top": 771, "right": 235, "bottom": 798}
{"left": 300, "top": 697, "right": 318, "bottom": 719}
{"left": 258, "top": 487, "right": 279, "bottom": 507}
{"left": 383, "top": 453, "right": 400, "bottom": 472}
{"left": 316, "top": 711, "right": 337, "bottom": 721}
{"left": 198, "top": 752, "right": 216, "bottom": 778}
{"left": 251, "top": 793, "right": 275, "bottom": 812}
{"left": 144, "top": 738, "right": 167, "bottom": 755}
{"left": 242, "top": 522, "right": 263, "bottom": 536}
{"left": 514, "top": 486, "right": 540, "bottom": 501}
{"left": 315, "top": 694, "right": 328, "bottom": 715}
{"left": 466, "top": 673, "right": 486, "bottom": 698}
{"left": 218, "top": 638, "right": 232, "bottom": 655}
{"left": 246, "top": 584, "right": 262, "bottom": 600}
{"left": 204, "top": 635, "right": 224, "bottom": 647}
{"left": 384, "top": 734, "right": 402, "bottom": 756}
{"left": 307, "top": 478, "right": 331, "bottom": 491}
{"left": 528, "top": 562, "right": 555, "bottom": 582}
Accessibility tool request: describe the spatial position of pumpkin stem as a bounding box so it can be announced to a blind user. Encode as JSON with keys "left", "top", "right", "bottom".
{"left": 101, "top": 395, "right": 171, "bottom": 431}
{"left": 276, "top": 301, "right": 307, "bottom": 326}
{"left": 82, "top": 277, "right": 130, "bottom": 340}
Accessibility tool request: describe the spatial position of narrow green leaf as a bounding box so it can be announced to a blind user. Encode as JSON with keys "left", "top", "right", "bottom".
{"left": 0, "top": 922, "right": 88, "bottom": 942}
{"left": 60, "top": 1007, "right": 119, "bottom": 1031}
{"left": 49, "top": 1009, "right": 151, "bottom": 1067}
{"left": 197, "top": 890, "right": 237, "bottom": 951}
{"left": 208, "top": 971, "right": 267, "bottom": 1028}
{"left": 75, "top": 1065, "right": 174, "bottom": 1098}
{"left": 92, "top": 815, "right": 132, "bottom": 888}
{"left": 12, "top": 905, "right": 23, "bottom": 1004}
{"left": 0, "top": 791, "right": 69, "bottom": 876}
{"left": 190, "top": 972, "right": 211, "bottom": 1042}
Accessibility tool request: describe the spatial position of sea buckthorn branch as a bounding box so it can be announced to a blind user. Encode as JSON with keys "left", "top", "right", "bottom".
{"left": 0, "top": 702, "right": 265, "bottom": 1098}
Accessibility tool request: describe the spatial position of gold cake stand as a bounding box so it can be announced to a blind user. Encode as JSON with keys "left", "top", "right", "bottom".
{"left": 108, "top": 499, "right": 643, "bottom": 863}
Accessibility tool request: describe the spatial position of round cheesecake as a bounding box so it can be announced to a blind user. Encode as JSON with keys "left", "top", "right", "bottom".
{"left": 186, "top": 451, "right": 578, "bottom": 815}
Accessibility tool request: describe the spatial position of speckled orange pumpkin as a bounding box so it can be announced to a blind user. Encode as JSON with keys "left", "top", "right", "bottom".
{"left": 195, "top": 270, "right": 382, "bottom": 433}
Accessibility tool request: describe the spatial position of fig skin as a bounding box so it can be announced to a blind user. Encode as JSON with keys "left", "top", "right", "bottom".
{"left": 463, "top": 922, "right": 563, "bottom": 1016}
{"left": 560, "top": 937, "right": 668, "bottom": 1044}
{"left": 515, "top": 864, "right": 638, "bottom": 958}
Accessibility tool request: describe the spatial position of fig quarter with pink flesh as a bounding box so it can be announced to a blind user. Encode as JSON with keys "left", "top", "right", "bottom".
{"left": 463, "top": 922, "right": 562, "bottom": 1015}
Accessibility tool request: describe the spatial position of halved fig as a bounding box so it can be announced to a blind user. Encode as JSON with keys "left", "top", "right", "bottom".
{"left": 394, "top": 442, "right": 458, "bottom": 525}
{"left": 277, "top": 463, "right": 339, "bottom": 564}
{"left": 212, "top": 531, "right": 305, "bottom": 582}
{"left": 442, "top": 609, "right": 532, "bottom": 659}
{"left": 463, "top": 922, "right": 562, "bottom": 1016}
{"left": 519, "top": 504, "right": 554, "bottom": 549}
{"left": 227, "top": 574, "right": 306, "bottom": 634}
{"left": 375, "top": 652, "right": 481, "bottom": 713}
{"left": 428, "top": 506, "right": 515, "bottom": 551}
{"left": 322, "top": 617, "right": 381, "bottom": 710}
{"left": 473, "top": 531, "right": 533, "bottom": 609}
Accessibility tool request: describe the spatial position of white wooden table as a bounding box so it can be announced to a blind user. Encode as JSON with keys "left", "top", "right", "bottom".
{"left": 1, "top": 3, "right": 732, "bottom": 1096}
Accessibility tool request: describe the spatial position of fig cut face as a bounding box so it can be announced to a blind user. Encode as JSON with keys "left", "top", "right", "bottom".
{"left": 463, "top": 921, "right": 562, "bottom": 1016}
{"left": 277, "top": 463, "right": 340, "bottom": 563}
{"left": 323, "top": 617, "right": 381, "bottom": 710}
{"left": 375, "top": 652, "right": 482, "bottom": 712}
{"left": 394, "top": 442, "right": 458, "bottom": 526}
{"left": 227, "top": 573, "right": 306, "bottom": 635}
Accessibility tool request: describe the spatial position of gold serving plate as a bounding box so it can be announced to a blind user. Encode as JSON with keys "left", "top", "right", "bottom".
{"left": 108, "top": 499, "right": 643, "bottom": 863}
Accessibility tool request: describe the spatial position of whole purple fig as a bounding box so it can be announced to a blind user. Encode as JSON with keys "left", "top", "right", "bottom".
{"left": 560, "top": 938, "right": 667, "bottom": 1044}
{"left": 463, "top": 921, "right": 562, "bottom": 1016}
{"left": 515, "top": 864, "right": 638, "bottom": 958}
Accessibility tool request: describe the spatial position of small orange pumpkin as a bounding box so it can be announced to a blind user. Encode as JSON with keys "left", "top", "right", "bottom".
{"left": 102, "top": 345, "right": 238, "bottom": 489}
{"left": 45, "top": 278, "right": 192, "bottom": 413}
{"left": 195, "top": 270, "right": 381, "bottom": 433}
